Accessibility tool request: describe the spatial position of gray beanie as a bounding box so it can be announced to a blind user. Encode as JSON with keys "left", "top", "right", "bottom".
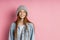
{"left": 16, "top": 5, "right": 28, "bottom": 15}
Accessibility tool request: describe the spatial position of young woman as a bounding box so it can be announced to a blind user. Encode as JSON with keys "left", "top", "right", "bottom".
{"left": 8, "top": 5, "right": 35, "bottom": 40}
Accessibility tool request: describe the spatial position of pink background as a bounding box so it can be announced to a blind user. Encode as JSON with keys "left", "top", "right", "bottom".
{"left": 0, "top": 0, "right": 60, "bottom": 40}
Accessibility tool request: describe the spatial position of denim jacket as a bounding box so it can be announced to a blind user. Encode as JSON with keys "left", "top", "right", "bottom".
{"left": 8, "top": 22, "right": 35, "bottom": 40}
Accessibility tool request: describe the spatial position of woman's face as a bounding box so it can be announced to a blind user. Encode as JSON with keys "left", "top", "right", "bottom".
{"left": 19, "top": 10, "right": 27, "bottom": 19}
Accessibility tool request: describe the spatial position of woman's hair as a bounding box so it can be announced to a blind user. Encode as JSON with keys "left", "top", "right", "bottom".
{"left": 14, "top": 11, "right": 31, "bottom": 39}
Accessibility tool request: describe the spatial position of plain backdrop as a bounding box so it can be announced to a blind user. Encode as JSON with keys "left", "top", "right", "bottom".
{"left": 0, "top": 0, "right": 60, "bottom": 40}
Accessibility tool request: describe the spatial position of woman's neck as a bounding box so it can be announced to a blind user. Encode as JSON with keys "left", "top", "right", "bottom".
{"left": 20, "top": 18, "right": 24, "bottom": 22}
{"left": 18, "top": 18, "right": 24, "bottom": 26}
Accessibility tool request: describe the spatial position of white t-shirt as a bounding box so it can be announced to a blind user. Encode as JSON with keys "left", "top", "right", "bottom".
{"left": 17, "top": 24, "right": 25, "bottom": 40}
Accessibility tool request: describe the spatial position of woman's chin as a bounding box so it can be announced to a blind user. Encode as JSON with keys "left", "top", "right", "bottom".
{"left": 20, "top": 17, "right": 25, "bottom": 19}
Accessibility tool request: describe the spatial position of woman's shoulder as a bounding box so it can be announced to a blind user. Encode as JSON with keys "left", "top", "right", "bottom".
{"left": 27, "top": 22, "right": 35, "bottom": 33}
{"left": 10, "top": 22, "right": 16, "bottom": 30}
{"left": 28, "top": 22, "right": 34, "bottom": 26}
{"left": 11, "top": 22, "right": 16, "bottom": 26}
{"left": 27, "top": 22, "right": 34, "bottom": 29}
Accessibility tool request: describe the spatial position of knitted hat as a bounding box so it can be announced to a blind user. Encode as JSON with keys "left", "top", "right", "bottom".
{"left": 16, "top": 5, "right": 28, "bottom": 15}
